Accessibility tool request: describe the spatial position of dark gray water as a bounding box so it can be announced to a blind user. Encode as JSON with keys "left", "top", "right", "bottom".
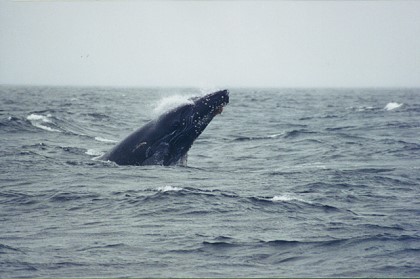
{"left": 1, "top": 86, "right": 419, "bottom": 277}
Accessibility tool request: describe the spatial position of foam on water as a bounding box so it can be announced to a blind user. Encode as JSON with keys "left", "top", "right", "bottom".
{"left": 85, "top": 149, "right": 103, "bottom": 156}
{"left": 384, "top": 102, "right": 403, "bottom": 111}
{"left": 94, "top": 136, "right": 117, "bottom": 143}
{"left": 270, "top": 194, "right": 307, "bottom": 203}
{"left": 157, "top": 185, "right": 184, "bottom": 192}
{"left": 27, "top": 113, "right": 52, "bottom": 122}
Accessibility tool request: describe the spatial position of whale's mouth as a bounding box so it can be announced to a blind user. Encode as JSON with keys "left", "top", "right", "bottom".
{"left": 212, "top": 90, "right": 229, "bottom": 116}
{"left": 214, "top": 106, "right": 224, "bottom": 116}
{"left": 192, "top": 89, "right": 229, "bottom": 119}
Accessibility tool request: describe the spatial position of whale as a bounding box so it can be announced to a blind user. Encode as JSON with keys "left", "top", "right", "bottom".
{"left": 100, "top": 90, "right": 229, "bottom": 166}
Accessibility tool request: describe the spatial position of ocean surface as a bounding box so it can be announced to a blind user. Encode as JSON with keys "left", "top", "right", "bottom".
{"left": 0, "top": 86, "right": 419, "bottom": 278}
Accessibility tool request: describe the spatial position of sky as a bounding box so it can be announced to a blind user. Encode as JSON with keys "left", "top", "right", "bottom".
{"left": 0, "top": 0, "right": 419, "bottom": 88}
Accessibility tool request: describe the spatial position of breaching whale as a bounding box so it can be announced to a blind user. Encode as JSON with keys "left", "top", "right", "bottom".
{"left": 100, "top": 90, "right": 229, "bottom": 166}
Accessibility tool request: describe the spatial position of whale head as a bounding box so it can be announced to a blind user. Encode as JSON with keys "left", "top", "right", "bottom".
{"left": 154, "top": 89, "right": 229, "bottom": 165}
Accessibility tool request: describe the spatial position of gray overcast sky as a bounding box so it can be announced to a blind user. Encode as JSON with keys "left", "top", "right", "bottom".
{"left": 1, "top": 1, "right": 419, "bottom": 88}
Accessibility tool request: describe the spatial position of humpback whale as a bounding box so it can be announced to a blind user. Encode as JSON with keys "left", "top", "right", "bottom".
{"left": 100, "top": 90, "right": 229, "bottom": 166}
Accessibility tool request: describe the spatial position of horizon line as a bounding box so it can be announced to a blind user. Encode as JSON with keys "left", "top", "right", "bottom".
{"left": 1, "top": 83, "right": 420, "bottom": 90}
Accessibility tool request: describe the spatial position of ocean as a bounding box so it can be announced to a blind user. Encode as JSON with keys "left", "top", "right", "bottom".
{"left": 0, "top": 86, "right": 419, "bottom": 277}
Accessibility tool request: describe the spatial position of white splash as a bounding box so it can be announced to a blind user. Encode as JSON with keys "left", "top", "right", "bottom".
{"left": 157, "top": 185, "right": 183, "bottom": 192}
{"left": 270, "top": 194, "right": 307, "bottom": 203}
{"left": 151, "top": 95, "right": 194, "bottom": 118}
{"left": 94, "top": 136, "right": 117, "bottom": 143}
{"left": 384, "top": 102, "right": 403, "bottom": 111}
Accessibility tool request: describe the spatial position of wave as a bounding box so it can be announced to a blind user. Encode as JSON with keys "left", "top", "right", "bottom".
{"left": 299, "top": 114, "right": 340, "bottom": 121}
{"left": 5, "top": 113, "right": 85, "bottom": 136}
{"left": 118, "top": 186, "right": 324, "bottom": 214}
{"left": 325, "top": 126, "right": 357, "bottom": 131}
{"left": 7, "top": 112, "right": 118, "bottom": 147}
{"left": 0, "top": 191, "right": 39, "bottom": 206}
{"left": 385, "top": 121, "right": 419, "bottom": 129}
{"left": 1, "top": 115, "right": 32, "bottom": 131}
{"left": 149, "top": 186, "right": 228, "bottom": 198}
{"left": 258, "top": 239, "right": 307, "bottom": 247}
{"left": 348, "top": 102, "right": 404, "bottom": 112}
{"left": 381, "top": 139, "right": 420, "bottom": 152}
{"left": 257, "top": 233, "right": 419, "bottom": 249}
{"left": 201, "top": 236, "right": 243, "bottom": 249}
{"left": 0, "top": 243, "right": 23, "bottom": 254}
{"left": 248, "top": 193, "right": 310, "bottom": 204}
{"left": 232, "top": 129, "right": 316, "bottom": 142}
{"left": 26, "top": 113, "right": 61, "bottom": 132}
{"left": 201, "top": 242, "right": 239, "bottom": 249}
{"left": 137, "top": 186, "right": 337, "bottom": 214}
{"left": 85, "top": 112, "right": 111, "bottom": 121}
{"left": 233, "top": 134, "right": 283, "bottom": 142}
{"left": 48, "top": 191, "right": 100, "bottom": 202}
{"left": 197, "top": 232, "right": 419, "bottom": 256}
{"left": 77, "top": 243, "right": 126, "bottom": 252}
{"left": 339, "top": 167, "right": 395, "bottom": 174}
{"left": 283, "top": 129, "right": 317, "bottom": 139}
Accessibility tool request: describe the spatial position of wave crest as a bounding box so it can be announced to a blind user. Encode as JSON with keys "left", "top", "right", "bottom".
{"left": 26, "top": 113, "right": 61, "bottom": 132}
{"left": 157, "top": 186, "right": 184, "bottom": 192}
{"left": 384, "top": 102, "right": 403, "bottom": 111}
